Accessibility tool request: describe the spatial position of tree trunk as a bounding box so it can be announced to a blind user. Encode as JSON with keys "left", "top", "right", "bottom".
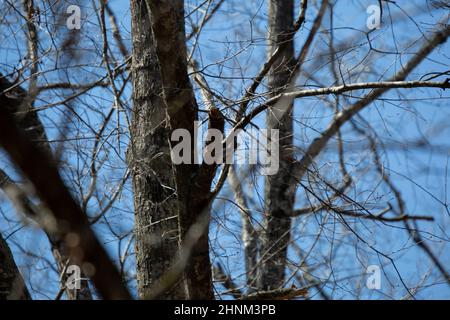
{"left": 0, "top": 233, "right": 31, "bottom": 300}
{"left": 258, "top": 0, "right": 295, "bottom": 291}
{"left": 144, "top": 0, "right": 215, "bottom": 299}
{"left": 129, "top": 0, "right": 186, "bottom": 299}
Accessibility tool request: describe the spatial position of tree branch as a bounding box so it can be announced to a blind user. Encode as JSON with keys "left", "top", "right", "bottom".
{"left": 0, "top": 86, "right": 131, "bottom": 300}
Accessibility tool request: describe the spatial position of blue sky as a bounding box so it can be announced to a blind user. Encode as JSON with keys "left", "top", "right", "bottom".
{"left": 0, "top": 0, "right": 449, "bottom": 299}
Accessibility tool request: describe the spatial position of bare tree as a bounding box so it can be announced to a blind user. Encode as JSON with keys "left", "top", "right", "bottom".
{"left": 0, "top": 0, "right": 449, "bottom": 300}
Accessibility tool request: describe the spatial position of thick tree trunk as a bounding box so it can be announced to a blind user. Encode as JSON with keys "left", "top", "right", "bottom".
{"left": 144, "top": 0, "right": 214, "bottom": 299}
{"left": 258, "top": 0, "right": 295, "bottom": 291}
{"left": 129, "top": 0, "right": 185, "bottom": 299}
{"left": 0, "top": 233, "right": 31, "bottom": 300}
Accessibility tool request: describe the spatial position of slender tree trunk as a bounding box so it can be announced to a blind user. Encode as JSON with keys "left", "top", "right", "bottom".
{"left": 129, "top": 0, "right": 186, "bottom": 299}
{"left": 229, "top": 167, "right": 258, "bottom": 289}
{"left": 0, "top": 233, "right": 31, "bottom": 300}
{"left": 258, "top": 0, "right": 295, "bottom": 291}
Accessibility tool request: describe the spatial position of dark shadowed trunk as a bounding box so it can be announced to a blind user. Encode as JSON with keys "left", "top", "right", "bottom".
{"left": 0, "top": 233, "right": 30, "bottom": 300}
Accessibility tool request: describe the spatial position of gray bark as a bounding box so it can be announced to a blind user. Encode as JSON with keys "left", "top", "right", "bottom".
{"left": 144, "top": 0, "right": 215, "bottom": 299}
{"left": 258, "top": 0, "right": 296, "bottom": 290}
{"left": 129, "top": 0, "right": 185, "bottom": 299}
{"left": 228, "top": 167, "right": 258, "bottom": 289}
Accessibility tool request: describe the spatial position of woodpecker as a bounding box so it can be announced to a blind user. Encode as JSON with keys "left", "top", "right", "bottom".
{"left": 207, "top": 106, "right": 225, "bottom": 133}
